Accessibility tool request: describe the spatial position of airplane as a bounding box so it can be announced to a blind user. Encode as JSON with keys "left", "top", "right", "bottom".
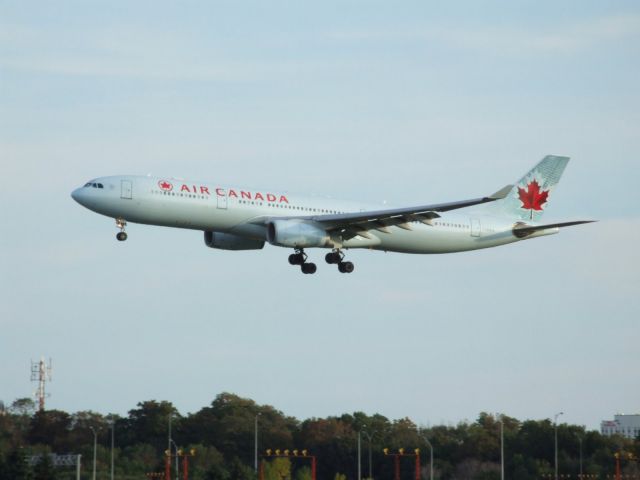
{"left": 71, "top": 155, "right": 594, "bottom": 274}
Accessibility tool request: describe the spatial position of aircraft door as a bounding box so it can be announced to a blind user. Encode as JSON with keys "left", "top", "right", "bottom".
{"left": 470, "top": 218, "right": 481, "bottom": 237}
{"left": 121, "top": 180, "right": 133, "bottom": 199}
{"left": 217, "top": 191, "right": 228, "bottom": 209}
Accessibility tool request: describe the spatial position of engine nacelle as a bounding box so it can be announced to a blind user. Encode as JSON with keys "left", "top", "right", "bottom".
{"left": 266, "top": 219, "right": 330, "bottom": 248}
{"left": 204, "top": 231, "right": 265, "bottom": 251}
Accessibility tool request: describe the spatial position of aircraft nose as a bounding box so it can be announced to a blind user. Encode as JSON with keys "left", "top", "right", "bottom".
{"left": 71, "top": 188, "right": 83, "bottom": 204}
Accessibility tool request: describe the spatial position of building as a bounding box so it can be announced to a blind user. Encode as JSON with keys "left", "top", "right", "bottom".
{"left": 601, "top": 414, "right": 640, "bottom": 439}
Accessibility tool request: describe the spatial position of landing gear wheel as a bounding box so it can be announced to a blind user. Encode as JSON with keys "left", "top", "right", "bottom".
{"left": 289, "top": 253, "right": 305, "bottom": 265}
{"left": 116, "top": 232, "right": 128, "bottom": 241}
{"left": 301, "top": 263, "right": 317, "bottom": 274}
{"left": 325, "top": 251, "right": 342, "bottom": 264}
{"left": 338, "top": 261, "right": 354, "bottom": 273}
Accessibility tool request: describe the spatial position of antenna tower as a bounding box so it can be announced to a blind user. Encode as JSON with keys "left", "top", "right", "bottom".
{"left": 31, "top": 357, "right": 52, "bottom": 412}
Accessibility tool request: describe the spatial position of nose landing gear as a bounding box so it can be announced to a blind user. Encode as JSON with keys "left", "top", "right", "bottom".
{"left": 325, "top": 249, "right": 354, "bottom": 273}
{"left": 288, "top": 248, "right": 317, "bottom": 274}
{"left": 115, "top": 218, "right": 128, "bottom": 241}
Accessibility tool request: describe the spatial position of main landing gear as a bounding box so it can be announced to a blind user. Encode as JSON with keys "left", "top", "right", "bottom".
{"left": 288, "top": 248, "right": 355, "bottom": 274}
{"left": 288, "top": 249, "right": 317, "bottom": 274}
{"left": 325, "top": 249, "right": 354, "bottom": 274}
{"left": 115, "top": 218, "right": 128, "bottom": 241}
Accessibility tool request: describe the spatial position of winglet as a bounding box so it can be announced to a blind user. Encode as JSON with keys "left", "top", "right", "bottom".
{"left": 489, "top": 184, "right": 513, "bottom": 200}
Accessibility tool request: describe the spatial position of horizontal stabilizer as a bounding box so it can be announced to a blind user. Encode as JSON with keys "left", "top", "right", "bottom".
{"left": 513, "top": 220, "right": 596, "bottom": 238}
{"left": 489, "top": 184, "right": 513, "bottom": 200}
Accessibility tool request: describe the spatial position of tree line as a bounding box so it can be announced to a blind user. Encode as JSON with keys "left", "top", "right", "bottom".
{"left": 0, "top": 392, "right": 638, "bottom": 480}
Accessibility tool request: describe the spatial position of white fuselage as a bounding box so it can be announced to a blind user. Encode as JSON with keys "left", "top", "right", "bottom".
{"left": 71, "top": 175, "right": 557, "bottom": 254}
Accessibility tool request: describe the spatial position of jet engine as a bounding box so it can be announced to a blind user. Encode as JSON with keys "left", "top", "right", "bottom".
{"left": 204, "top": 231, "right": 265, "bottom": 250}
{"left": 266, "top": 219, "right": 330, "bottom": 248}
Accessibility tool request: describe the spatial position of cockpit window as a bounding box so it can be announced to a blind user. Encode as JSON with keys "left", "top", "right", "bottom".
{"left": 97, "top": 183, "right": 104, "bottom": 188}
{"left": 84, "top": 183, "right": 91, "bottom": 187}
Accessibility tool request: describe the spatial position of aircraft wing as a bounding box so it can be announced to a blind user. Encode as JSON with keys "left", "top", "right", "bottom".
{"left": 254, "top": 184, "right": 512, "bottom": 239}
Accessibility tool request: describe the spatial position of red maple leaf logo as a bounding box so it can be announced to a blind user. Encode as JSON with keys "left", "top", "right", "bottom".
{"left": 158, "top": 180, "right": 173, "bottom": 191}
{"left": 518, "top": 180, "right": 549, "bottom": 214}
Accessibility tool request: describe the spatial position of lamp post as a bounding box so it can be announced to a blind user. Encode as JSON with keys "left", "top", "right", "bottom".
{"left": 169, "top": 439, "right": 179, "bottom": 480}
{"left": 554, "top": 412, "right": 563, "bottom": 480}
{"left": 577, "top": 434, "right": 583, "bottom": 479}
{"left": 362, "top": 430, "right": 373, "bottom": 480}
{"left": 168, "top": 412, "right": 172, "bottom": 456}
{"left": 89, "top": 426, "right": 99, "bottom": 480}
{"left": 254, "top": 412, "right": 261, "bottom": 474}
{"left": 419, "top": 433, "right": 433, "bottom": 480}
{"left": 357, "top": 430, "right": 362, "bottom": 480}
{"left": 109, "top": 418, "right": 115, "bottom": 480}
{"left": 497, "top": 415, "right": 504, "bottom": 480}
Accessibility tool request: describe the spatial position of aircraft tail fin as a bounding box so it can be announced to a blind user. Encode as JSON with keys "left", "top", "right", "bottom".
{"left": 483, "top": 155, "right": 570, "bottom": 221}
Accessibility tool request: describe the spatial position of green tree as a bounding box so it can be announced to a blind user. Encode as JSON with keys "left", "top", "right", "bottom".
{"left": 0, "top": 447, "right": 32, "bottom": 480}
{"left": 32, "top": 455, "right": 58, "bottom": 480}
{"left": 204, "top": 463, "right": 230, "bottom": 480}
{"left": 1, "top": 398, "right": 36, "bottom": 451}
{"left": 28, "top": 411, "right": 72, "bottom": 452}
{"left": 9, "top": 399, "right": 36, "bottom": 417}
{"left": 297, "top": 417, "right": 354, "bottom": 480}
{"left": 183, "top": 392, "right": 296, "bottom": 465}
{"left": 294, "top": 465, "right": 312, "bottom": 480}
{"left": 120, "top": 400, "right": 177, "bottom": 452}
{"left": 228, "top": 457, "right": 254, "bottom": 480}
{"left": 186, "top": 444, "right": 225, "bottom": 480}
{"left": 118, "top": 443, "right": 159, "bottom": 475}
{"left": 264, "top": 457, "right": 292, "bottom": 480}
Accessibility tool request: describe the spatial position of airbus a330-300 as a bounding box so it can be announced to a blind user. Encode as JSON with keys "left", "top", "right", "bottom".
{"left": 71, "top": 155, "right": 593, "bottom": 274}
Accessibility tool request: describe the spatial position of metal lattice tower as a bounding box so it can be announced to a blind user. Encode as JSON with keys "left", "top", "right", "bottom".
{"left": 31, "top": 357, "right": 52, "bottom": 412}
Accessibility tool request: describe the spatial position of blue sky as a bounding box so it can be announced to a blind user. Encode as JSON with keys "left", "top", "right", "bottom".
{"left": 1, "top": 1, "right": 639, "bottom": 430}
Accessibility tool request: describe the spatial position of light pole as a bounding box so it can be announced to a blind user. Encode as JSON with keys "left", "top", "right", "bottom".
{"left": 169, "top": 439, "right": 179, "bottom": 480}
{"left": 577, "top": 433, "right": 583, "bottom": 479}
{"left": 554, "top": 412, "right": 564, "bottom": 480}
{"left": 89, "top": 426, "right": 99, "bottom": 480}
{"left": 497, "top": 415, "right": 504, "bottom": 480}
{"left": 362, "top": 430, "right": 373, "bottom": 480}
{"left": 419, "top": 433, "right": 433, "bottom": 480}
{"left": 254, "top": 412, "right": 261, "bottom": 474}
{"left": 357, "top": 430, "right": 362, "bottom": 480}
{"left": 168, "top": 412, "right": 172, "bottom": 454}
{"left": 109, "top": 418, "right": 115, "bottom": 480}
